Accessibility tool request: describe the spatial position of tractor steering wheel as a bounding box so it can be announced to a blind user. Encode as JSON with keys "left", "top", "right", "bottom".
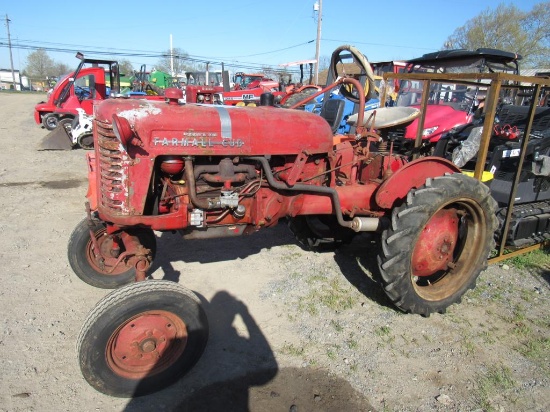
{"left": 329, "top": 45, "right": 376, "bottom": 103}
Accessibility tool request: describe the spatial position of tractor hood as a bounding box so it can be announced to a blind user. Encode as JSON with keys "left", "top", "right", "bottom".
{"left": 94, "top": 98, "right": 334, "bottom": 156}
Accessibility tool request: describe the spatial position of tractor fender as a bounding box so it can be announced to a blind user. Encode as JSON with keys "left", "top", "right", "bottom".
{"left": 375, "top": 157, "right": 460, "bottom": 209}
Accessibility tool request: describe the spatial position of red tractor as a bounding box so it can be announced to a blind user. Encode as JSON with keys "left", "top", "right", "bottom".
{"left": 220, "top": 71, "right": 286, "bottom": 105}
{"left": 34, "top": 54, "right": 121, "bottom": 131}
{"left": 70, "top": 45, "right": 498, "bottom": 397}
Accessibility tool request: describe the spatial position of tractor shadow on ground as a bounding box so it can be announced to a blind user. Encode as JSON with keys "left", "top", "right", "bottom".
{"left": 149, "top": 221, "right": 396, "bottom": 312}
{"left": 123, "top": 289, "right": 278, "bottom": 410}
{"left": 148, "top": 221, "right": 298, "bottom": 284}
{"left": 122, "top": 290, "right": 375, "bottom": 411}
{"left": 331, "top": 233, "right": 398, "bottom": 311}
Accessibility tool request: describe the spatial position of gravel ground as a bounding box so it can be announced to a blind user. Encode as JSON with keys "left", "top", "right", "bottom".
{"left": 0, "top": 92, "right": 548, "bottom": 412}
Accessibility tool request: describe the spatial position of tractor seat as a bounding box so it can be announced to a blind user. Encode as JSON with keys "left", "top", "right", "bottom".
{"left": 320, "top": 98, "right": 347, "bottom": 134}
{"left": 347, "top": 107, "right": 421, "bottom": 129}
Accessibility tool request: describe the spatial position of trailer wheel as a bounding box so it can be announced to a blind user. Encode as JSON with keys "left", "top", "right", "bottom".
{"left": 77, "top": 280, "right": 208, "bottom": 397}
{"left": 378, "top": 173, "right": 497, "bottom": 316}
{"left": 289, "top": 215, "right": 355, "bottom": 250}
{"left": 68, "top": 218, "right": 157, "bottom": 289}
{"left": 42, "top": 113, "right": 59, "bottom": 130}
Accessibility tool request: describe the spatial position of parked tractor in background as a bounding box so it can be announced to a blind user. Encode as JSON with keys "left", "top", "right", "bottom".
{"left": 34, "top": 53, "right": 121, "bottom": 132}
{"left": 182, "top": 70, "right": 228, "bottom": 104}
{"left": 219, "top": 71, "right": 286, "bottom": 105}
{"left": 69, "top": 44, "right": 498, "bottom": 397}
{"left": 36, "top": 55, "right": 165, "bottom": 150}
{"left": 130, "top": 65, "right": 176, "bottom": 96}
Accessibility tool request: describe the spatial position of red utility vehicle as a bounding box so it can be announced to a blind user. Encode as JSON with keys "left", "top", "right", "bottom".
{"left": 70, "top": 45, "right": 497, "bottom": 397}
{"left": 220, "top": 71, "right": 285, "bottom": 105}
{"left": 389, "top": 48, "right": 521, "bottom": 156}
{"left": 34, "top": 54, "right": 121, "bottom": 131}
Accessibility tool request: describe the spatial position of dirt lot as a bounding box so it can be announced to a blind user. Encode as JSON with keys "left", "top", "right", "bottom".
{"left": 0, "top": 92, "right": 548, "bottom": 412}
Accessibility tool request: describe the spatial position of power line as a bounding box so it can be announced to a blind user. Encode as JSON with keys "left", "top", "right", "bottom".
{"left": 0, "top": 37, "right": 311, "bottom": 74}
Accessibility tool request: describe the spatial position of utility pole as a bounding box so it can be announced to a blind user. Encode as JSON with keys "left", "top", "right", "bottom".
{"left": 170, "top": 34, "right": 174, "bottom": 77}
{"left": 5, "top": 14, "right": 17, "bottom": 91}
{"left": 314, "top": 0, "right": 322, "bottom": 85}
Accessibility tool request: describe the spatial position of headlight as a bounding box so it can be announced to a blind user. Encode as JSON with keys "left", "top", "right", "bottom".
{"left": 422, "top": 126, "right": 439, "bottom": 137}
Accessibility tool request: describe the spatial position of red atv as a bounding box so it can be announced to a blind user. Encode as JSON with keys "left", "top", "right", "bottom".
{"left": 69, "top": 45, "right": 497, "bottom": 397}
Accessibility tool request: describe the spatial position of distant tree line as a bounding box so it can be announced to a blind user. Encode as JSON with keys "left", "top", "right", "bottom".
{"left": 443, "top": 2, "right": 550, "bottom": 68}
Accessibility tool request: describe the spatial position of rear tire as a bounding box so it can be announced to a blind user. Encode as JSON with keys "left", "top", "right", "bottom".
{"left": 281, "top": 87, "right": 320, "bottom": 108}
{"left": 77, "top": 280, "right": 209, "bottom": 397}
{"left": 68, "top": 218, "right": 156, "bottom": 289}
{"left": 378, "top": 173, "right": 497, "bottom": 315}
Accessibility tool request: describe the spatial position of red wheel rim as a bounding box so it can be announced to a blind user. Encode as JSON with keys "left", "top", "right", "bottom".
{"left": 106, "top": 310, "right": 188, "bottom": 379}
{"left": 411, "top": 208, "right": 459, "bottom": 277}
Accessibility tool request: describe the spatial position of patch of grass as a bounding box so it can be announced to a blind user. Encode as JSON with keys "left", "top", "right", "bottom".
{"left": 297, "top": 298, "right": 319, "bottom": 315}
{"left": 297, "top": 276, "right": 358, "bottom": 315}
{"left": 346, "top": 335, "right": 359, "bottom": 350}
{"left": 462, "top": 337, "right": 476, "bottom": 355}
{"left": 511, "top": 306, "right": 526, "bottom": 322}
{"left": 375, "top": 325, "right": 391, "bottom": 337}
{"left": 506, "top": 248, "right": 549, "bottom": 273}
{"left": 280, "top": 342, "right": 306, "bottom": 357}
{"left": 519, "top": 290, "right": 533, "bottom": 302}
{"left": 517, "top": 337, "right": 550, "bottom": 364}
{"left": 330, "top": 319, "right": 344, "bottom": 332}
{"left": 326, "top": 348, "right": 337, "bottom": 359}
{"left": 305, "top": 272, "right": 326, "bottom": 285}
{"left": 475, "top": 364, "right": 515, "bottom": 411}
{"left": 480, "top": 330, "right": 496, "bottom": 344}
{"left": 466, "top": 281, "right": 490, "bottom": 300}
{"left": 512, "top": 322, "right": 532, "bottom": 337}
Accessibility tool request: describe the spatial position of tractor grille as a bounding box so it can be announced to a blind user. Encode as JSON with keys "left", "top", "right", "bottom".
{"left": 95, "top": 120, "right": 129, "bottom": 214}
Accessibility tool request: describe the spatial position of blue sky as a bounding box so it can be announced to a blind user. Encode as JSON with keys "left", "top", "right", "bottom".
{"left": 0, "top": 0, "right": 544, "bottom": 74}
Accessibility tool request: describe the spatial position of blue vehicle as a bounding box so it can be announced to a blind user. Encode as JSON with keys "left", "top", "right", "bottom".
{"left": 304, "top": 90, "right": 380, "bottom": 134}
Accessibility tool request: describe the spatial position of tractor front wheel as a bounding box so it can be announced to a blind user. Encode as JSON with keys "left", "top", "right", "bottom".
{"left": 42, "top": 113, "right": 59, "bottom": 130}
{"left": 68, "top": 218, "right": 157, "bottom": 289}
{"left": 77, "top": 280, "right": 209, "bottom": 397}
{"left": 378, "top": 173, "right": 497, "bottom": 316}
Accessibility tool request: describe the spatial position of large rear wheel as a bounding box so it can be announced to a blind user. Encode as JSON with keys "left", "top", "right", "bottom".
{"left": 68, "top": 218, "right": 156, "bottom": 288}
{"left": 378, "top": 173, "right": 497, "bottom": 315}
{"left": 77, "top": 280, "right": 209, "bottom": 397}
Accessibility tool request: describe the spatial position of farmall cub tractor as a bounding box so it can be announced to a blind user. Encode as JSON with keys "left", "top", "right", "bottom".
{"left": 70, "top": 46, "right": 497, "bottom": 397}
